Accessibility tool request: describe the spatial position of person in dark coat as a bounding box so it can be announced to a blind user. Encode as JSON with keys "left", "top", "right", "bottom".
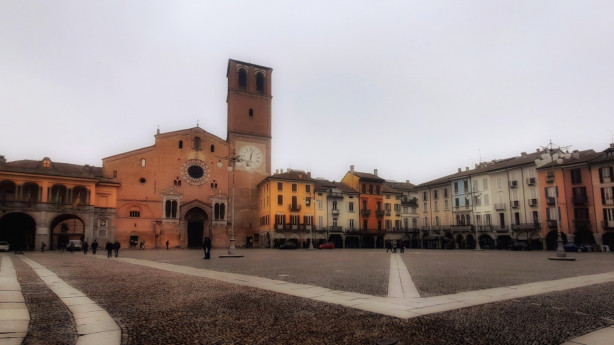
{"left": 105, "top": 241, "right": 113, "bottom": 258}
{"left": 386, "top": 241, "right": 393, "bottom": 253}
{"left": 166, "top": 240, "right": 169, "bottom": 250}
{"left": 202, "top": 237, "right": 211, "bottom": 259}
{"left": 91, "top": 240, "right": 98, "bottom": 255}
{"left": 82, "top": 241, "right": 89, "bottom": 255}
{"left": 113, "top": 241, "right": 121, "bottom": 257}
{"left": 41, "top": 241, "right": 46, "bottom": 253}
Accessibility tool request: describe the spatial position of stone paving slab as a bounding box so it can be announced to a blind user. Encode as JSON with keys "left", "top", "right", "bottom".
{"left": 18, "top": 256, "right": 121, "bottom": 345}
{"left": 0, "top": 255, "right": 29, "bottom": 345}
{"left": 562, "top": 325, "right": 614, "bottom": 345}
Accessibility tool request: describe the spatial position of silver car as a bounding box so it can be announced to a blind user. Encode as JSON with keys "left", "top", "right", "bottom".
{"left": 0, "top": 241, "right": 10, "bottom": 252}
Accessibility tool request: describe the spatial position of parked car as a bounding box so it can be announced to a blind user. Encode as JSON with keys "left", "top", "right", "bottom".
{"left": 318, "top": 242, "right": 335, "bottom": 249}
{"left": 0, "top": 241, "right": 10, "bottom": 252}
{"left": 563, "top": 243, "right": 589, "bottom": 252}
{"left": 279, "top": 242, "right": 298, "bottom": 250}
{"left": 68, "top": 239, "right": 82, "bottom": 251}
{"left": 510, "top": 243, "right": 530, "bottom": 251}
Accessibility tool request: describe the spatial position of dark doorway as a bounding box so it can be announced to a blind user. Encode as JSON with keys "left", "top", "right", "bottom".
{"left": 0, "top": 213, "right": 36, "bottom": 251}
{"left": 186, "top": 208, "right": 208, "bottom": 248}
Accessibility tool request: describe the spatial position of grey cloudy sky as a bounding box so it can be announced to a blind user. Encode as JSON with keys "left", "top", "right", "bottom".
{"left": 1, "top": 1, "right": 613, "bottom": 184}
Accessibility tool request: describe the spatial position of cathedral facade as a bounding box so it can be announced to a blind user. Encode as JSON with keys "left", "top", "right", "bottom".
{"left": 103, "top": 59, "right": 273, "bottom": 249}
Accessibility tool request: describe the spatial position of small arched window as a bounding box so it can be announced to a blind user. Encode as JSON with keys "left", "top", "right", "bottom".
{"left": 256, "top": 72, "right": 265, "bottom": 92}
{"left": 210, "top": 144, "right": 215, "bottom": 152}
{"left": 179, "top": 140, "right": 183, "bottom": 149}
{"left": 141, "top": 158, "right": 146, "bottom": 167}
{"left": 238, "top": 69, "right": 247, "bottom": 88}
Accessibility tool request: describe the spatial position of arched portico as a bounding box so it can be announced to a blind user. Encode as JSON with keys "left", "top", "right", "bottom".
{"left": 50, "top": 214, "right": 85, "bottom": 250}
{"left": 0, "top": 212, "right": 36, "bottom": 251}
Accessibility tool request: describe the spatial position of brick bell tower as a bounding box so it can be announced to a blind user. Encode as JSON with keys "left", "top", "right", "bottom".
{"left": 226, "top": 59, "right": 272, "bottom": 248}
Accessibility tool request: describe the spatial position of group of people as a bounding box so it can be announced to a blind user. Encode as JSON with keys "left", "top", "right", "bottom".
{"left": 385, "top": 239, "right": 405, "bottom": 253}
{"left": 105, "top": 241, "right": 121, "bottom": 257}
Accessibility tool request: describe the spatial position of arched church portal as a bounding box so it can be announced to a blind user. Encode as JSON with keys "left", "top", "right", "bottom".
{"left": 185, "top": 207, "right": 208, "bottom": 248}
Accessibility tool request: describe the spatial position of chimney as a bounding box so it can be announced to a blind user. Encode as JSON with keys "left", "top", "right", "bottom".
{"left": 350, "top": 165, "right": 354, "bottom": 173}
{"left": 458, "top": 168, "right": 462, "bottom": 173}
{"left": 0, "top": 155, "right": 6, "bottom": 165}
{"left": 307, "top": 172, "right": 311, "bottom": 177}
{"left": 466, "top": 167, "right": 469, "bottom": 171}
{"left": 374, "top": 169, "right": 378, "bottom": 176}
{"left": 521, "top": 152, "right": 527, "bottom": 156}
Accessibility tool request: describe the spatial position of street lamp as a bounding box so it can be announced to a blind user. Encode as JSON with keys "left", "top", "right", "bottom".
{"left": 217, "top": 151, "right": 247, "bottom": 257}
{"left": 469, "top": 187, "right": 483, "bottom": 250}
{"left": 535, "top": 140, "right": 574, "bottom": 261}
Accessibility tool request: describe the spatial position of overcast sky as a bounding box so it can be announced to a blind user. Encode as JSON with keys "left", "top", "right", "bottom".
{"left": 1, "top": 1, "right": 613, "bottom": 184}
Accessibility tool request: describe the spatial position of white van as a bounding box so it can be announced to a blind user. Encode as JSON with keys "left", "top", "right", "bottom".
{"left": 68, "top": 240, "right": 82, "bottom": 250}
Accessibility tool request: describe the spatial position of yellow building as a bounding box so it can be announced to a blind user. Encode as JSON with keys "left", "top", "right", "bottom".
{"left": 258, "top": 169, "right": 316, "bottom": 248}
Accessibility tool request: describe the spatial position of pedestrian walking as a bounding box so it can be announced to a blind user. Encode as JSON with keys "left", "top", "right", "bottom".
{"left": 386, "top": 241, "right": 392, "bottom": 253}
{"left": 91, "top": 239, "right": 98, "bottom": 255}
{"left": 398, "top": 239, "right": 405, "bottom": 253}
{"left": 41, "top": 241, "right": 46, "bottom": 253}
{"left": 82, "top": 241, "right": 89, "bottom": 255}
{"left": 202, "top": 237, "right": 211, "bottom": 259}
{"left": 113, "top": 240, "right": 121, "bottom": 257}
{"left": 140, "top": 240, "right": 145, "bottom": 250}
{"left": 105, "top": 241, "right": 113, "bottom": 258}
{"left": 166, "top": 240, "right": 169, "bottom": 250}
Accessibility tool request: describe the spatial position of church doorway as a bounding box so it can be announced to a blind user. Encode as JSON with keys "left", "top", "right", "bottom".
{"left": 186, "top": 207, "right": 208, "bottom": 248}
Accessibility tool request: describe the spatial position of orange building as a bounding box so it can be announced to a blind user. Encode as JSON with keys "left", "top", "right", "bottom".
{"left": 103, "top": 59, "right": 273, "bottom": 249}
{"left": 341, "top": 166, "right": 385, "bottom": 248}
{"left": 537, "top": 150, "right": 598, "bottom": 249}
{"left": 590, "top": 144, "right": 614, "bottom": 249}
{"left": 0, "top": 156, "right": 118, "bottom": 251}
{"left": 258, "top": 169, "right": 316, "bottom": 248}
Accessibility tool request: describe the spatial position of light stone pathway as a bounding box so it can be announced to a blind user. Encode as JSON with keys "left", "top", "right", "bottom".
{"left": 387, "top": 253, "right": 420, "bottom": 299}
{"left": 0, "top": 255, "right": 28, "bottom": 345}
{"left": 19, "top": 255, "right": 121, "bottom": 345}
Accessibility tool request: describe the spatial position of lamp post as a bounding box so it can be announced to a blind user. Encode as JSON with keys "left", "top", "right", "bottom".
{"left": 535, "top": 140, "right": 575, "bottom": 261}
{"left": 469, "top": 187, "right": 483, "bottom": 250}
{"left": 217, "top": 151, "right": 246, "bottom": 257}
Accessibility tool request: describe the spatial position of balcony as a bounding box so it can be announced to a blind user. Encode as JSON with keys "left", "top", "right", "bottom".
{"left": 601, "top": 221, "right": 614, "bottom": 230}
{"left": 511, "top": 223, "right": 541, "bottom": 231}
{"left": 451, "top": 225, "right": 472, "bottom": 232}
{"left": 528, "top": 198, "right": 538, "bottom": 207}
{"left": 329, "top": 226, "right": 343, "bottom": 232}
{"left": 511, "top": 200, "right": 520, "bottom": 209}
{"left": 572, "top": 196, "right": 588, "bottom": 205}
{"left": 385, "top": 210, "right": 391, "bottom": 216}
{"left": 375, "top": 209, "right": 386, "bottom": 217}
{"left": 361, "top": 209, "right": 371, "bottom": 217}
{"left": 526, "top": 177, "right": 536, "bottom": 186}
{"left": 573, "top": 219, "right": 591, "bottom": 230}
{"left": 546, "top": 197, "right": 556, "bottom": 205}
{"left": 494, "top": 203, "right": 506, "bottom": 211}
{"left": 478, "top": 225, "right": 494, "bottom": 232}
{"left": 546, "top": 174, "right": 555, "bottom": 183}
{"left": 331, "top": 209, "right": 339, "bottom": 216}
{"left": 327, "top": 191, "right": 344, "bottom": 199}
{"left": 547, "top": 220, "right": 558, "bottom": 228}
{"left": 495, "top": 225, "right": 509, "bottom": 233}
{"left": 289, "top": 204, "right": 301, "bottom": 212}
{"left": 510, "top": 180, "right": 518, "bottom": 189}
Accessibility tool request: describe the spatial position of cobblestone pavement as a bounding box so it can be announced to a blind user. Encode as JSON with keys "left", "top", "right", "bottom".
{"left": 8, "top": 249, "right": 614, "bottom": 345}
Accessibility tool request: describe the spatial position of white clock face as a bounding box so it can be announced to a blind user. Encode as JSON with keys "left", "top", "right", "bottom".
{"left": 238, "top": 145, "right": 263, "bottom": 169}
